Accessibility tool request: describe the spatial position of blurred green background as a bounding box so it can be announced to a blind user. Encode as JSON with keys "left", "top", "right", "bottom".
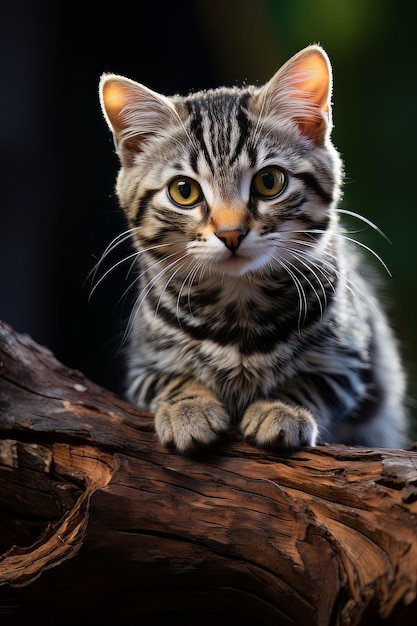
{"left": 1, "top": 0, "right": 416, "bottom": 438}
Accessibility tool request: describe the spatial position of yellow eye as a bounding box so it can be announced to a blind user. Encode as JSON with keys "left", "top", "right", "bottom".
{"left": 252, "top": 166, "right": 286, "bottom": 198}
{"left": 168, "top": 176, "right": 202, "bottom": 207}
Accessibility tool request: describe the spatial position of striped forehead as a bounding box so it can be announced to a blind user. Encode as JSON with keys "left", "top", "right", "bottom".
{"left": 185, "top": 90, "right": 256, "bottom": 175}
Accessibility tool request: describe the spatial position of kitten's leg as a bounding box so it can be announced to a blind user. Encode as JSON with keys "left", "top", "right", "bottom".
{"left": 153, "top": 377, "right": 230, "bottom": 453}
{"left": 240, "top": 400, "right": 318, "bottom": 450}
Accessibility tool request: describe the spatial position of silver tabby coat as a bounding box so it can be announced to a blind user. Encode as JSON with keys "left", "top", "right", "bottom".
{"left": 99, "top": 45, "right": 407, "bottom": 453}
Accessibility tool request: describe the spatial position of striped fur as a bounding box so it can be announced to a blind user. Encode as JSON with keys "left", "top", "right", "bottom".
{"left": 99, "top": 46, "right": 407, "bottom": 453}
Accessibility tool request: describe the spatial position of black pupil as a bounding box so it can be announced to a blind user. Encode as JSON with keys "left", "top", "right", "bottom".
{"left": 262, "top": 171, "right": 275, "bottom": 190}
{"left": 178, "top": 181, "right": 191, "bottom": 199}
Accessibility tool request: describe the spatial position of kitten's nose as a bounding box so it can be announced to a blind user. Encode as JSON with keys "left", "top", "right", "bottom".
{"left": 215, "top": 227, "right": 249, "bottom": 252}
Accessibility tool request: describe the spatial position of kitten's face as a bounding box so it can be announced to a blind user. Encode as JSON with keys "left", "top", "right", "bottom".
{"left": 100, "top": 46, "right": 341, "bottom": 279}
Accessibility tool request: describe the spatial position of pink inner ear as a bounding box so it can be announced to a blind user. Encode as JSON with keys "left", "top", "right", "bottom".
{"left": 284, "top": 49, "right": 331, "bottom": 142}
{"left": 102, "top": 80, "right": 132, "bottom": 139}
{"left": 101, "top": 78, "right": 151, "bottom": 165}
{"left": 291, "top": 51, "right": 330, "bottom": 112}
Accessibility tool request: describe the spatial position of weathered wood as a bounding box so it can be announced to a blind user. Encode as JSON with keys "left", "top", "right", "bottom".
{"left": 0, "top": 319, "right": 417, "bottom": 625}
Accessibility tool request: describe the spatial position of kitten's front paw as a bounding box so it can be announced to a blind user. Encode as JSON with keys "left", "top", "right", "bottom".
{"left": 240, "top": 400, "right": 318, "bottom": 450}
{"left": 155, "top": 398, "right": 230, "bottom": 454}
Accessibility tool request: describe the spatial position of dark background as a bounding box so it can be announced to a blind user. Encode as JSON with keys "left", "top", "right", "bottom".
{"left": 1, "top": 0, "right": 416, "bottom": 436}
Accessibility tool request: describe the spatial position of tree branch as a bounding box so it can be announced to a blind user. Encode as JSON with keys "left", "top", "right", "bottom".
{"left": 1, "top": 320, "right": 416, "bottom": 625}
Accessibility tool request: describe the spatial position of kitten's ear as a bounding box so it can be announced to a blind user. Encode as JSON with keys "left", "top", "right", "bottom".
{"left": 258, "top": 45, "right": 332, "bottom": 144}
{"left": 99, "top": 74, "right": 178, "bottom": 166}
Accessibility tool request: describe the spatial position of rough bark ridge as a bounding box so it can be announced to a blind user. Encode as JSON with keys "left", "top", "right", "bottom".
{"left": 0, "top": 320, "right": 417, "bottom": 625}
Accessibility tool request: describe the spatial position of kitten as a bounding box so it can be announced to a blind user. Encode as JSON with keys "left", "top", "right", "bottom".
{"left": 99, "top": 45, "right": 407, "bottom": 454}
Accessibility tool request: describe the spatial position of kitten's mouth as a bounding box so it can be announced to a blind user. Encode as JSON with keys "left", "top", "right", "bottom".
{"left": 216, "top": 250, "right": 269, "bottom": 275}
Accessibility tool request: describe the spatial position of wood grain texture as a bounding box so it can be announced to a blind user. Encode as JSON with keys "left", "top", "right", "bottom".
{"left": 1, "top": 320, "right": 417, "bottom": 625}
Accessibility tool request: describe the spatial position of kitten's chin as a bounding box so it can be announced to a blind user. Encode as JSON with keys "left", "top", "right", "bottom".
{"left": 213, "top": 253, "right": 270, "bottom": 276}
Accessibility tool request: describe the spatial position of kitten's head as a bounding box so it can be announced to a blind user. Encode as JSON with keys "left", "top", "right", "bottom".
{"left": 99, "top": 45, "right": 341, "bottom": 278}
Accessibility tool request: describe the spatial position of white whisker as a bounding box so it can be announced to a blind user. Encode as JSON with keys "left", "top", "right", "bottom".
{"left": 154, "top": 256, "right": 190, "bottom": 321}
{"left": 88, "top": 237, "right": 181, "bottom": 301}
{"left": 337, "top": 233, "right": 392, "bottom": 277}
{"left": 177, "top": 258, "right": 207, "bottom": 318}
{"left": 290, "top": 246, "right": 336, "bottom": 295}
{"left": 86, "top": 228, "right": 136, "bottom": 295}
{"left": 288, "top": 251, "right": 329, "bottom": 314}
{"left": 291, "top": 237, "right": 384, "bottom": 320}
{"left": 292, "top": 228, "right": 392, "bottom": 277}
{"left": 89, "top": 249, "right": 140, "bottom": 301}
{"left": 122, "top": 253, "right": 188, "bottom": 343}
{"left": 337, "top": 208, "right": 392, "bottom": 244}
{"left": 271, "top": 254, "right": 307, "bottom": 331}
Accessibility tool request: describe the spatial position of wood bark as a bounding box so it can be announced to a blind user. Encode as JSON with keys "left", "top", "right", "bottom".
{"left": 0, "top": 319, "right": 417, "bottom": 625}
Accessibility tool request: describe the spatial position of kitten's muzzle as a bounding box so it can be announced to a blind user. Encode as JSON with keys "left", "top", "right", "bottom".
{"left": 215, "top": 227, "right": 249, "bottom": 252}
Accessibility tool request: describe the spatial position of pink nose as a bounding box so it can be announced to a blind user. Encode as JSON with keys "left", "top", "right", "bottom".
{"left": 215, "top": 227, "right": 248, "bottom": 251}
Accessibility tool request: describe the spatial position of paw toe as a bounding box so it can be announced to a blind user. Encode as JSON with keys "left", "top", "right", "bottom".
{"left": 241, "top": 401, "right": 317, "bottom": 450}
{"left": 155, "top": 401, "right": 229, "bottom": 454}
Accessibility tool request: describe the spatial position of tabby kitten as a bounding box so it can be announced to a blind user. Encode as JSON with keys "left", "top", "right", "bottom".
{"left": 99, "top": 45, "right": 406, "bottom": 453}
